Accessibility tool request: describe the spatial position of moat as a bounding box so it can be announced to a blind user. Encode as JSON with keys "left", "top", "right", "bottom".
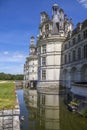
{"left": 17, "top": 89, "right": 87, "bottom": 130}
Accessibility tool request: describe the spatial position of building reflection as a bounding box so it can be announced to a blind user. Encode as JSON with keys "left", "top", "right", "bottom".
{"left": 37, "top": 87, "right": 60, "bottom": 130}
{"left": 24, "top": 87, "right": 60, "bottom": 130}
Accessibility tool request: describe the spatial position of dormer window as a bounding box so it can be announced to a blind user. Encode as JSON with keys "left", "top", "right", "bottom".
{"left": 83, "top": 29, "right": 87, "bottom": 39}
{"left": 45, "top": 24, "right": 49, "bottom": 37}
{"left": 73, "top": 38, "right": 76, "bottom": 45}
{"left": 78, "top": 34, "right": 81, "bottom": 42}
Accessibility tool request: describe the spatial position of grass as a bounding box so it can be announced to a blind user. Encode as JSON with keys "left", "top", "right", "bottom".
{"left": 0, "top": 81, "right": 16, "bottom": 110}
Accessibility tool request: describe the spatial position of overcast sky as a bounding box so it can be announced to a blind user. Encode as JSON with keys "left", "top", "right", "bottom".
{"left": 0, "top": 0, "right": 87, "bottom": 74}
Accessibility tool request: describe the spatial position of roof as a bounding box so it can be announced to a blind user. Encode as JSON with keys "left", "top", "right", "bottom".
{"left": 72, "top": 19, "right": 87, "bottom": 37}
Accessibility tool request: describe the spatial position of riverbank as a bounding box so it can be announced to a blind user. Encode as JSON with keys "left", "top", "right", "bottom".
{"left": 0, "top": 81, "right": 20, "bottom": 130}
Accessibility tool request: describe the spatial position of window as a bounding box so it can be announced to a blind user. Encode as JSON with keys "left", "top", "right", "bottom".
{"left": 64, "top": 55, "right": 67, "bottom": 64}
{"left": 83, "top": 30, "right": 87, "bottom": 39}
{"left": 42, "top": 57, "right": 46, "bottom": 66}
{"left": 42, "top": 45, "right": 46, "bottom": 53}
{"left": 84, "top": 44, "right": 87, "bottom": 58}
{"left": 45, "top": 24, "right": 49, "bottom": 32}
{"left": 78, "top": 48, "right": 81, "bottom": 60}
{"left": 42, "top": 69, "right": 46, "bottom": 80}
{"left": 32, "top": 69, "right": 34, "bottom": 72}
{"left": 68, "top": 53, "right": 71, "bottom": 63}
{"left": 42, "top": 95, "right": 45, "bottom": 105}
{"left": 38, "top": 56, "right": 41, "bottom": 66}
{"left": 64, "top": 44, "right": 67, "bottom": 50}
{"left": 38, "top": 47, "right": 41, "bottom": 54}
{"left": 72, "top": 50, "right": 76, "bottom": 61}
{"left": 78, "top": 34, "right": 81, "bottom": 42}
{"left": 68, "top": 41, "right": 70, "bottom": 48}
{"left": 73, "top": 38, "right": 76, "bottom": 45}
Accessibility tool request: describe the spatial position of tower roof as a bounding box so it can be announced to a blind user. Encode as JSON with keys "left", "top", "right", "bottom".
{"left": 52, "top": 3, "right": 58, "bottom": 10}
{"left": 53, "top": 3, "right": 58, "bottom": 7}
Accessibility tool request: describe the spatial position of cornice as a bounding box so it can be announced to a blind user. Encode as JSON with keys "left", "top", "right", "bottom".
{"left": 37, "top": 35, "right": 66, "bottom": 46}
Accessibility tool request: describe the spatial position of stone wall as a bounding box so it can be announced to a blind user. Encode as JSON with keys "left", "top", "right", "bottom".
{"left": 0, "top": 108, "right": 20, "bottom": 130}
{"left": 0, "top": 95, "right": 20, "bottom": 130}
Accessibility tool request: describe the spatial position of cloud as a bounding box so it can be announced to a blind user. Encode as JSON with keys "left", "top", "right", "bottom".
{"left": 3, "top": 51, "right": 9, "bottom": 55}
{"left": 0, "top": 51, "right": 27, "bottom": 62}
{"left": 77, "top": 0, "right": 87, "bottom": 8}
{"left": 0, "top": 51, "right": 27, "bottom": 74}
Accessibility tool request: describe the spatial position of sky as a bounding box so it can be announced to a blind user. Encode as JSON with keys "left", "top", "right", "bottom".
{"left": 0, "top": 0, "right": 87, "bottom": 74}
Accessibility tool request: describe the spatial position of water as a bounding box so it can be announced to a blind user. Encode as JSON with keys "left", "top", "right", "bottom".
{"left": 16, "top": 89, "right": 87, "bottom": 130}
{"left": 16, "top": 90, "right": 30, "bottom": 130}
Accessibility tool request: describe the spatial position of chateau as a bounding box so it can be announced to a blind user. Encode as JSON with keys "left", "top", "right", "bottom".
{"left": 24, "top": 3, "right": 87, "bottom": 101}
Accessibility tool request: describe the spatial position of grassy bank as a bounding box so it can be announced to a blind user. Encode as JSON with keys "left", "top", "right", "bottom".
{"left": 0, "top": 81, "right": 16, "bottom": 110}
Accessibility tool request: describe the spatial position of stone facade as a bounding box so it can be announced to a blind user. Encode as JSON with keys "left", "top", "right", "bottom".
{"left": 37, "top": 3, "right": 73, "bottom": 88}
{"left": 0, "top": 101, "right": 20, "bottom": 130}
{"left": 61, "top": 20, "right": 87, "bottom": 88}
{"left": 24, "top": 36, "right": 38, "bottom": 88}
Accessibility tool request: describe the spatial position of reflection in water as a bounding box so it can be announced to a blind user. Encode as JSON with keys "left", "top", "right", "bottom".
{"left": 17, "top": 89, "right": 87, "bottom": 130}
{"left": 37, "top": 88, "right": 60, "bottom": 130}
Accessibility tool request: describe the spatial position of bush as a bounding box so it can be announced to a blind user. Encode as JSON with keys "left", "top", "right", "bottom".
{"left": 70, "top": 98, "right": 79, "bottom": 107}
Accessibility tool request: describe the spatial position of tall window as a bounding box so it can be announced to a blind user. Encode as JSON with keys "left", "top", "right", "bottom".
{"left": 72, "top": 50, "right": 76, "bottom": 61}
{"left": 64, "top": 44, "right": 67, "bottom": 50}
{"left": 38, "top": 47, "right": 41, "bottom": 54}
{"left": 78, "top": 34, "right": 81, "bottom": 42}
{"left": 68, "top": 41, "right": 70, "bottom": 48}
{"left": 68, "top": 53, "right": 71, "bottom": 63}
{"left": 42, "top": 95, "right": 45, "bottom": 105}
{"left": 84, "top": 44, "right": 87, "bottom": 58}
{"left": 45, "top": 24, "right": 49, "bottom": 37}
{"left": 38, "top": 56, "right": 41, "bottom": 66}
{"left": 78, "top": 48, "right": 81, "bottom": 60}
{"left": 83, "top": 30, "right": 87, "bottom": 39}
{"left": 42, "top": 69, "right": 46, "bottom": 80}
{"left": 73, "top": 38, "right": 76, "bottom": 45}
{"left": 42, "top": 57, "right": 46, "bottom": 66}
{"left": 64, "top": 55, "right": 67, "bottom": 64}
{"left": 42, "top": 45, "right": 46, "bottom": 54}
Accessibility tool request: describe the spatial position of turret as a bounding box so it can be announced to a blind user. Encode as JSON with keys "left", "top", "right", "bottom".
{"left": 52, "top": 4, "right": 60, "bottom": 34}
{"left": 59, "top": 8, "right": 64, "bottom": 30}
{"left": 52, "top": 4, "right": 59, "bottom": 23}
{"left": 40, "top": 12, "right": 49, "bottom": 23}
{"left": 30, "top": 36, "right": 35, "bottom": 55}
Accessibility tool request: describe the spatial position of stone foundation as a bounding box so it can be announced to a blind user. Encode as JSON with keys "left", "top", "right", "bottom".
{"left": 0, "top": 108, "right": 20, "bottom": 130}
{"left": 0, "top": 96, "right": 20, "bottom": 130}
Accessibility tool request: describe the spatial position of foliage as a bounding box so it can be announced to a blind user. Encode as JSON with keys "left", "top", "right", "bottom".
{"left": 0, "top": 72, "right": 23, "bottom": 80}
{"left": 0, "top": 81, "right": 16, "bottom": 110}
{"left": 70, "top": 98, "right": 79, "bottom": 106}
{"left": 81, "top": 109, "right": 87, "bottom": 117}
